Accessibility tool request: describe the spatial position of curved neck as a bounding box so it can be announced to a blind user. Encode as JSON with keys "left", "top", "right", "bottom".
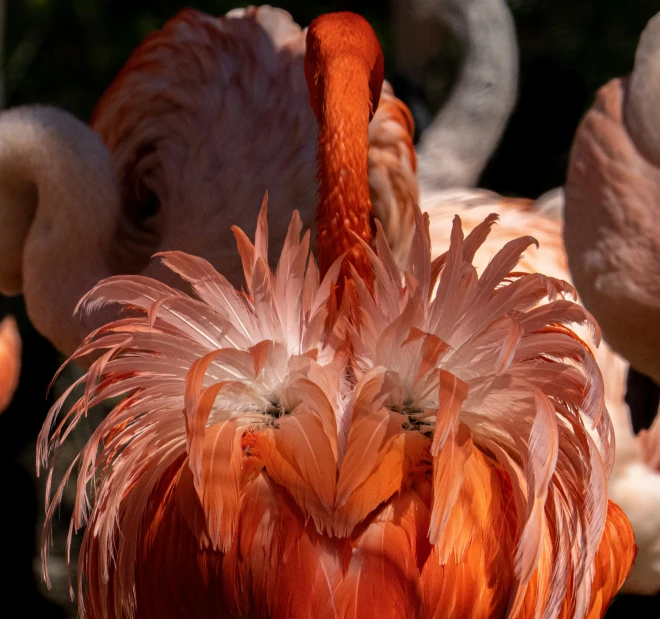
{"left": 414, "top": 0, "right": 518, "bottom": 189}
{"left": 0, "top": 106, "right": 120, "bottom": 354}
{"left": 315, "top": 58, "right": 374, "bottom": 281}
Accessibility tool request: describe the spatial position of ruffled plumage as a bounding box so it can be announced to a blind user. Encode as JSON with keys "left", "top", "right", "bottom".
{"left": 38, "top": 198, "right": 633, "bottom": 618}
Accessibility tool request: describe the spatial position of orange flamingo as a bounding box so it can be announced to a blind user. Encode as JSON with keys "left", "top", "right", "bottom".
{"left": 38, "top": 12, "right": 633, "bottom": 619}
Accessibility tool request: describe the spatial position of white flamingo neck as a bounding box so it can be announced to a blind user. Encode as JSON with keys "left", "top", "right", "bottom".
{"left": 416, "top": 0, "right": 518, "bottom": 190}
{"left": 0, "top": 105, "right": 120, "bottom": 354}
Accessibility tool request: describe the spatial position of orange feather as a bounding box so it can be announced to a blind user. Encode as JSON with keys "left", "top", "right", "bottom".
{"left": 0, "top": 315, "right": 20, "bottom": 414}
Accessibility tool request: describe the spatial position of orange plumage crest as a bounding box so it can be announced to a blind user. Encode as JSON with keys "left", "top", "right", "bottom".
{"left": 38, "top": 10, "right": 634, "bottom": 619}
{"left": 38, "top": 204, "right": 635, "bottom": 618}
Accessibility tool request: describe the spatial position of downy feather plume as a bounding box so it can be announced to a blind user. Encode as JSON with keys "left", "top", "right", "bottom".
{"left": 38, "top": 197, "right": 633, "bottom": 618}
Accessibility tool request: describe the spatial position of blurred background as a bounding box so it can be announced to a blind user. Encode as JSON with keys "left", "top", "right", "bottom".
{"left": 5, "top": 0, "right": 659, "bottom": 195}
{"left": 1, "top": 1, "right": 658, "bottom": 617}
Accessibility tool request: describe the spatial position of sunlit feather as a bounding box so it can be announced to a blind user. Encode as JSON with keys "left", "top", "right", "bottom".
{"left": 38, "top": 199, "right": 633, "bottom": 618}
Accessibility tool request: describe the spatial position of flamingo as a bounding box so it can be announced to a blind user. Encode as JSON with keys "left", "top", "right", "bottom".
{"left": 391, "top": 0, "right": 518, "bottom": 189}
{"left": 38, "top": 11, "right": 634, "bottom": 619}
{"left": 0, "top": 2, "right": 644, "bottom": 605}
{"left": 562, "top": 11, "right": 660, "bottom": 597}
{"left": 0, "top": 5, "right": 417, "bottom": 357}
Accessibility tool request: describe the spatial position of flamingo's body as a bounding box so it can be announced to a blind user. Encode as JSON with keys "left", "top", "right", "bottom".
{"left": 38, "top": 11, "right": 633, "bottom": 619}
{"left": 563, "top": 12, "right": 660, "bottom": 595}
{"left": 39, "top": 204, "right": 633, "bottom": 619}
{"left": 564, "top": 14, "right": 660, "bottom": 387}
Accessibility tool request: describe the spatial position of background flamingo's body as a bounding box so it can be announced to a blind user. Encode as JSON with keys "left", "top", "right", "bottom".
{"left": 563, "top": 12, "right": 660, "bottom": 595}
{"left": 564, "top": 17, "right": 660, "bottom": 386}
{"left": 92, "top": 5, "right": 418, "bottom": 287}
{"left": 0, "top": 6, "right": 417, "bottom": 357}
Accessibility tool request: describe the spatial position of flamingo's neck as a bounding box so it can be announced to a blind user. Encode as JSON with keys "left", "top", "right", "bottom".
{"left": 315, "top": 58, "right": 374, "bottom": 284}
{"left": 305, "top": 12, "right": 384, "bottom": 296}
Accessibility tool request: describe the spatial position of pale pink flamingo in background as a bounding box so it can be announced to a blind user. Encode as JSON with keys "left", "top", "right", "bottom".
{"left": 564, "top": 12, "right": 660, "bottom": 389}
{"left": 563, "top": 11, "right": 660, "bottom": 596}
{"left": 391, "top": 0, "right": 518, "bottom": 190}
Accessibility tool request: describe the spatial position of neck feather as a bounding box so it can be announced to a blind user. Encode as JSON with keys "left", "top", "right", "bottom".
{"left": 315, "top": 58, "right": 374, "bottom": 286}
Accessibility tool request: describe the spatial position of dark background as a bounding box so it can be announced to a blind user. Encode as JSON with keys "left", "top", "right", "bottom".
{"left": 1, "top": 1, "right": 659, "bottom": 617}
